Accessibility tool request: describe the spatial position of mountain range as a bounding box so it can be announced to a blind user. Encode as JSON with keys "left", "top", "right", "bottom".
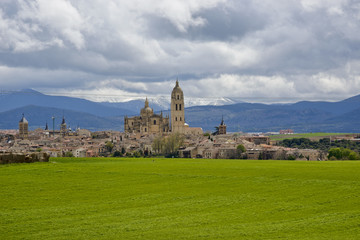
{"left": 0, "top": 89, "right": 359, "bottom": 132}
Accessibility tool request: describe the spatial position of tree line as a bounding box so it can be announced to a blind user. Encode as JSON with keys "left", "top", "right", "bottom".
{"left": 277, "top": 138, "right": 360, "bottom": 160}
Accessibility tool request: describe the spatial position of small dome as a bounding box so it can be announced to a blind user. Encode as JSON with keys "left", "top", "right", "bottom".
{"left": 144, "top": 107, "right": 152, "bottom": 113}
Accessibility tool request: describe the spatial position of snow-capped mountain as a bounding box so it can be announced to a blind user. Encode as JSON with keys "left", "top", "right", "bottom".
{"left": 137, "top": 96, "right": 241, "bottom": 110}
{"left": 101, "top": 96, "right": 242, "bottom": 113}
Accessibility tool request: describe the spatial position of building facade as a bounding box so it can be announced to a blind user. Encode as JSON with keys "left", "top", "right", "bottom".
{"left": 171, "top": 80, "right": 185, "bottom": 133}
{"left": 124, "top": 80, "right": 202, "bottom": 135}
{"left": 218, "top": 116, "right": 227, "bottom": 135}
{"left": 124, "top": 98, "right": 170, "bottom": 134}
{"left": 60, "top": 116, "right": 67, "bottom": 136}
{"left": 19, "top": 114, "right": 28, "bottom": 139}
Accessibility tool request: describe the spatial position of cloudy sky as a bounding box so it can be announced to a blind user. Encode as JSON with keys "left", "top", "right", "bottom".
{"left": 1, "top": 0, "right": 360, "bottom": 103}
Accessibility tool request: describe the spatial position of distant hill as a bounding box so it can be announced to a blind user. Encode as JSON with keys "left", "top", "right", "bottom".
{"left": 183, "top": 94, "right": 360, "bottom": 133}
{"left": 0, "top": 90, "right": 359, "bottom": 132}
{"left": 101, "top": 99, "right": 165, "bottom": 113}
{"left": 0, "top": 89, "right": 135, "bottom": 117}
{"left": 101, "top": 96, "right": 241, "bottom": 112}
{"left": 0, "top": 105, "right": 123, "bottom": 131}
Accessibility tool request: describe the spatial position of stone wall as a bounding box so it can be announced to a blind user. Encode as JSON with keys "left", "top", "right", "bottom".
{"left": 0, "top": 152, "right": 50, "bottom": 164}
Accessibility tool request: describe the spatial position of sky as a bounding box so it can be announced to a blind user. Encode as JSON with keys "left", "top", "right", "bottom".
{"left": 1, "top": 0, "right": 360, "bottom": 103}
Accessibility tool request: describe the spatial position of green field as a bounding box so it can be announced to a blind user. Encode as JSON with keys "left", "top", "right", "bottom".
{"left": 1, "top": 158, "right": 360, "bottom": 239}
{"left": 270, "top": 132, "right": 357, "bottom": 141}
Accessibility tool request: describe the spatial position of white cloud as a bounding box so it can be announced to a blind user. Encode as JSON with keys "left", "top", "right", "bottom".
{"left": 300, "top": 0, "right": 348, "bottom": 13}
{"left": 17, "top": 0, "right": 86, "bottom": 49}
{"left": 0, "top": 0, "right": 360, "bottom": 103}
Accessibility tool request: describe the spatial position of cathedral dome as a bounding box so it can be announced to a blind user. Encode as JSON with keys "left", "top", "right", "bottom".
{"left": 141, "top": 97, "right": 153, "bottom": 115}
{"left": 143, "top": 106, "right": 153, "bottom": 113}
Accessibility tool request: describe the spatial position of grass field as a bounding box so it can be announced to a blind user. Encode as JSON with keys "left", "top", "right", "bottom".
{"left": 1, "top": 158, "right": 360, "bottom": 239}
{"left": 270, "top": 132, "right": 357, "bottom": 141}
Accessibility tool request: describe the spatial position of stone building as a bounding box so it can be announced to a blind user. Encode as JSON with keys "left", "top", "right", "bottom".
{"left": 218, "top": 116, "right": 226, "bottom": 135}
{"left": 124, "top": 80, "right": 202, "bottom": 135}
{"left": 60, "top": 116, "right": 67, "bottom": 136}
{"left": 171, "top": 80, "right": 185, "bottom": 133}
{"left": 19, "top": 114, "right": 28, "bottom": 139}
{"left": 170, "top": 80, "right": 203, "bottom": 135}
{"left": 124, "top": 98, "right": 170, "bottom": 134}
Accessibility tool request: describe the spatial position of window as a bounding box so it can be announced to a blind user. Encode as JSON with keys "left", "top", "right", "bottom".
{"left": 145, "top": 128, "right": 147, "bottom": 132}
{"left": 180, "top": 117, "right": 182, "bottom": 121}
{"left": 179, "top": 104, "right": 182, "bottom": 110}
{"left": 177, "top": 95, "right": 179, "bottom": 100}
{"left": 175, "top": 117, "right": 177, "bottom": 121}
{"left": 176, "top": 104, "right": 178, "bottom": 111}
{"left": 154, "top": 120, "right": 156, "bottom": 125}
{"left": 131, "top": 122, "right": 133, "bottom": 126}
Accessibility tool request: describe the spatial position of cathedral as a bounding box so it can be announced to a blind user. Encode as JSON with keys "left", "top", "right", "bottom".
{"left": 124, "top": 98, "right": 170, "bottom": 134}
{"left": 124, "top": 80, "right": 202, "bottom": 135}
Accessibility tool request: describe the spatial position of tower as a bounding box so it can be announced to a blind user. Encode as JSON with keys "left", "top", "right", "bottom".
{"left": 171, "top": 80, "right": 185, "bottom": 133}
{"left": 218, "top": 116, "right": 227, "bottom": 135}
{"left": 60, "top": 116, "right": 67, "bottom": 136}
{"left": 19, "top": 114, "right": 28, "bottom": 139}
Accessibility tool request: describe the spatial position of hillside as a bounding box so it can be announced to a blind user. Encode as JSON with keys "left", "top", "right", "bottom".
{"left": 183, "top": 94, "right": 360, "bottom": 132}
{"left": 0, "top": 105, "right": 123, "bottom": 131}
{"left": 0, "top": 90, "right": 359, "bottom": 132}
{"left": 102, "top": 99, "right": 165, "bottom": 113}
{"left": 0, "top": 89, "right": 135, "bottom": 117}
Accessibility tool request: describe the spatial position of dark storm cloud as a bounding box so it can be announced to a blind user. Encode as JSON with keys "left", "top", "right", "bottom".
{"left": 144, "top": 1, "right": 267, "bottom": 42}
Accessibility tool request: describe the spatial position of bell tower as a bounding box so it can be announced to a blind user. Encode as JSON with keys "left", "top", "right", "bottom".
{"left": 19, "top": 114, "right": 28, "bottom": 139}
{"left": 171, "top": 80, "right": 185, "bottom": 133}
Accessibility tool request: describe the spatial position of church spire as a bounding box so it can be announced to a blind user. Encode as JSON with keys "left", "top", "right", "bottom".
{"left": 220, "top": 115, "right": 225, "bottom": 125}
{"left": 145, "top": 97, "right": 149, "bottom": 108}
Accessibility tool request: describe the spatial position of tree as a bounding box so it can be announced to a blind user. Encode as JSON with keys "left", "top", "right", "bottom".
{"left": 236, "top": 144, "right": 246, "bottom": 159}
{"left": 212, "top": 126, "right": 219, "bottom": 135}
{"left": 237, "top": 144, "right": 246, "bottom": 153}
{"left": 287, "top": 155, "right": 296, "bottom": 160}
{"left": 65, "top": 151, "right": 74, "bottom": 157}
{"left": 133, "top": 151, "right": 141, "bottom": 158}
{"left": 151, "top": 133, "right": 184, "bottom": 157}
{"left": 152, "top": 136, "right": 164, "bottom": 154}
{"left": 348, "top": 152, "right": 359, "bottom": 160}
{"left": 113, "top": 150, "right": 121, "bottom": 157}
{"left": 163, "top": 133, "right": 184, "bottom": 157}
{"left": 105, "top": 141, "right": 114, "bottom": 153}
{"left": 328, "top": 148, "right": 343, "bottom": 160}
{"left": 328, "top": 147, "right": 360, "bottom": 160}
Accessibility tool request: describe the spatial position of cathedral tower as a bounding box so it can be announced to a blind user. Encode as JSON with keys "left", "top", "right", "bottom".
{"left": 60, "top": 116, "right": 67, "bottom": 136}
{"left": 19, "top": 114, "right": 28, "bottom": 139}
{"left": 171, "top": 80, "right": 185, "bottom": 133}
{"left": 218, "top": 116, "right": 227, "bottom": 135}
